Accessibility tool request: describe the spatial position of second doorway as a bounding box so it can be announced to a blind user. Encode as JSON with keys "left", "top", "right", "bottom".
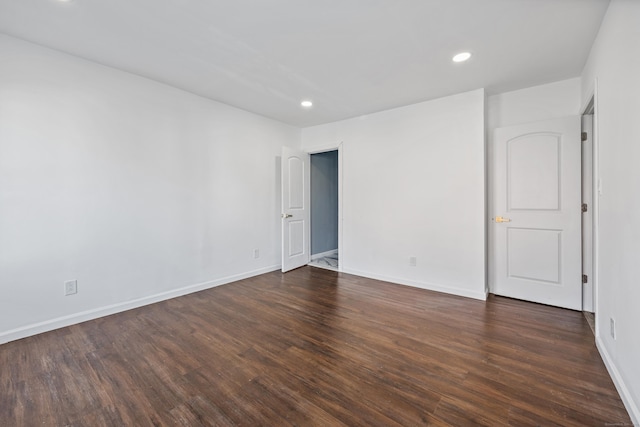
{"left": 308, "top": 150, "right": 339, "bottom": 271}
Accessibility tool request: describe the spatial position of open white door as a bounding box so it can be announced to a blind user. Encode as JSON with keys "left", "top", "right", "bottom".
{"left": 281, "top": 146, "right": 310, "bottom": 272}
{"left": 492, "top": 117, "right": 582, "bottom": 310}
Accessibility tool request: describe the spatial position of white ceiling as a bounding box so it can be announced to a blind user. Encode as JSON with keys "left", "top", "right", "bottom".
{"left": 0, "top": 0, "right": 609, "bottom": 127}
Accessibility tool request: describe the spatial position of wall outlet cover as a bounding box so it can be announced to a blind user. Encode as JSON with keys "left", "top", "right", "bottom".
{"left": 64, "top": 280, "right": 78, "bottom": 296}
{"left": 610, "top": 317, "right": 616, "bottom": 339}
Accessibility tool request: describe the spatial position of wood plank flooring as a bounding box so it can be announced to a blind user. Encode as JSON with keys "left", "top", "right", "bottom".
{"left": 0, "top": 267, "right": 631, "bottom": 426}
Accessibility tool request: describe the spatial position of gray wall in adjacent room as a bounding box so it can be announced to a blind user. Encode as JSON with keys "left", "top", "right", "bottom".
{"left": 310, "top": 151, "right": 338, "bottom": 255}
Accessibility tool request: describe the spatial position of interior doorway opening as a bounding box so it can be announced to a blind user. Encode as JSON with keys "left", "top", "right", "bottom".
{"left": 308, "top": 150, "right": 339, "bottom": 271}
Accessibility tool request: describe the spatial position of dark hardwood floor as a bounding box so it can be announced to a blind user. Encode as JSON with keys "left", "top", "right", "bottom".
{"left": 0, "top": 267, "right": 631, "bottom": 426}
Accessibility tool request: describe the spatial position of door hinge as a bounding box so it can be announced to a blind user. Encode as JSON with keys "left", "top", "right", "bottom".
{"left": 582, "top": 203, "right": 588, "bottom": 213}
{"left": 581, "top": 132, "right": 588, "bottom": 142}
{"left": 583, "top": 274, "right": 588, "bottom": 284}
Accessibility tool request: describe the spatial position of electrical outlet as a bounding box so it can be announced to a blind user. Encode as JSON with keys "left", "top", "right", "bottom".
{"left": 610, "top": 317, "right": 616, "bottom": 339}
{"left": 409, "top": 256, "right": 417, "bottom": 267}
{"left": 64, "top": 280, "right": 77, "bottom": 296}
{"left": 253, "top": 249, "right": 260, "bottom": 259}
{"left": 598, "top": 178, "right": 603, "bottom": 195}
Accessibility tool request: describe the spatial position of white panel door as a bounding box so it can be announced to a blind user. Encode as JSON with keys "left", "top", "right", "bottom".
{"left": 492, "top": 117, "right": 582, "bottom": 310}
{"left": 281, "top": 146, "right": 310, "bottom": 272}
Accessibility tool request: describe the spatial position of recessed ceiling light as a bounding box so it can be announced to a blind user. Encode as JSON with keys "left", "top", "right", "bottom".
{"left": 452, "top": 52, "right": 472, "bottom": 63}
{"left": 301, "top": 100, "right": 313, "bottom": 108}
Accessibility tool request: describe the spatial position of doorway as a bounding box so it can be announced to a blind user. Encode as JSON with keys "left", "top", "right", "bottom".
{"left": 308, "top": 150, "right": 339, "bottom": 271}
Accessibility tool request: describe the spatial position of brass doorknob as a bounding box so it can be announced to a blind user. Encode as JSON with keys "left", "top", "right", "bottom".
{"left": 495, "top": 216, "right": 511, "bottom": 223}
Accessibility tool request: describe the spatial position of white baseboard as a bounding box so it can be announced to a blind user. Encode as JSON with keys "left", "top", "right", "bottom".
{"left": 0, "top": 264, "right": 281, "bottom": 345}
{"left": 342, "top": 268, "right": 487, "bottom": 301}
{"left": 596, "top": 337, "right": 640, "bottom": 426}
{"left": 310, "top": 249, "right": 338, "bottom": 261}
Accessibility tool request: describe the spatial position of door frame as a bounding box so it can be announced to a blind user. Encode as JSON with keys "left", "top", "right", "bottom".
{"left": 581, "top": 80, "right": 599, "bottom": 330}
{"left": 306, "top": 143, "right": 343, "bottom": 272}
{"left": 581, "top": 100, "right": 595, "bottom": 313}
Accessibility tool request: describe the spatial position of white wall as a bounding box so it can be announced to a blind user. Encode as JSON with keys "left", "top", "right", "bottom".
{"left": 0, "top": 35, "right": 300, "bottom": 343}
{"left": 302, "top": 89, "right": 486, "bottom": 300}
{"left": 580, "top": 1, "right": 640, "bottom": 423}
{"left": 487, "top": 78, "right": 581, "bottom": 130}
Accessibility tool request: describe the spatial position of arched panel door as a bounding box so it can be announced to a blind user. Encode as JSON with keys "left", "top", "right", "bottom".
{"left": 492, "top": 117, "right": 582, "bottom": 310}
{"left": 281, "top": 146, "right": 310, "bottom": 272}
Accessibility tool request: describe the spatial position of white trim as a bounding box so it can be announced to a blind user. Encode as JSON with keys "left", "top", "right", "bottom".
{"left": 305, "top": 142, "right": 342, "bottom": 155}
{"left": 342, "top": 268, "right": 488, "bottom": 301}
{"left": 581, "top": 82, "right": 598, "bottom": 318}
{"left": 310, "top": 249, "right": 338, "bottom": 261}
{"left": 592, "top": 80, "right": 600, "bottom": 339}
{"left": 0, "top": 264, "right": 281, "bottom": 345}
{"left": 580, "top": 114, "right": 594, "bottom": 312}
{"left": 338, "top": 142, "right": 343, "bottom": 273}
{"left": 596, "top": 337, "right": 640, "bottom": 426}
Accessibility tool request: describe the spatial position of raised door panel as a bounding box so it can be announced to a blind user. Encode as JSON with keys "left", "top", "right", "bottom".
{"left": 508, "top": 134, "right": 560, "bottom": 211}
